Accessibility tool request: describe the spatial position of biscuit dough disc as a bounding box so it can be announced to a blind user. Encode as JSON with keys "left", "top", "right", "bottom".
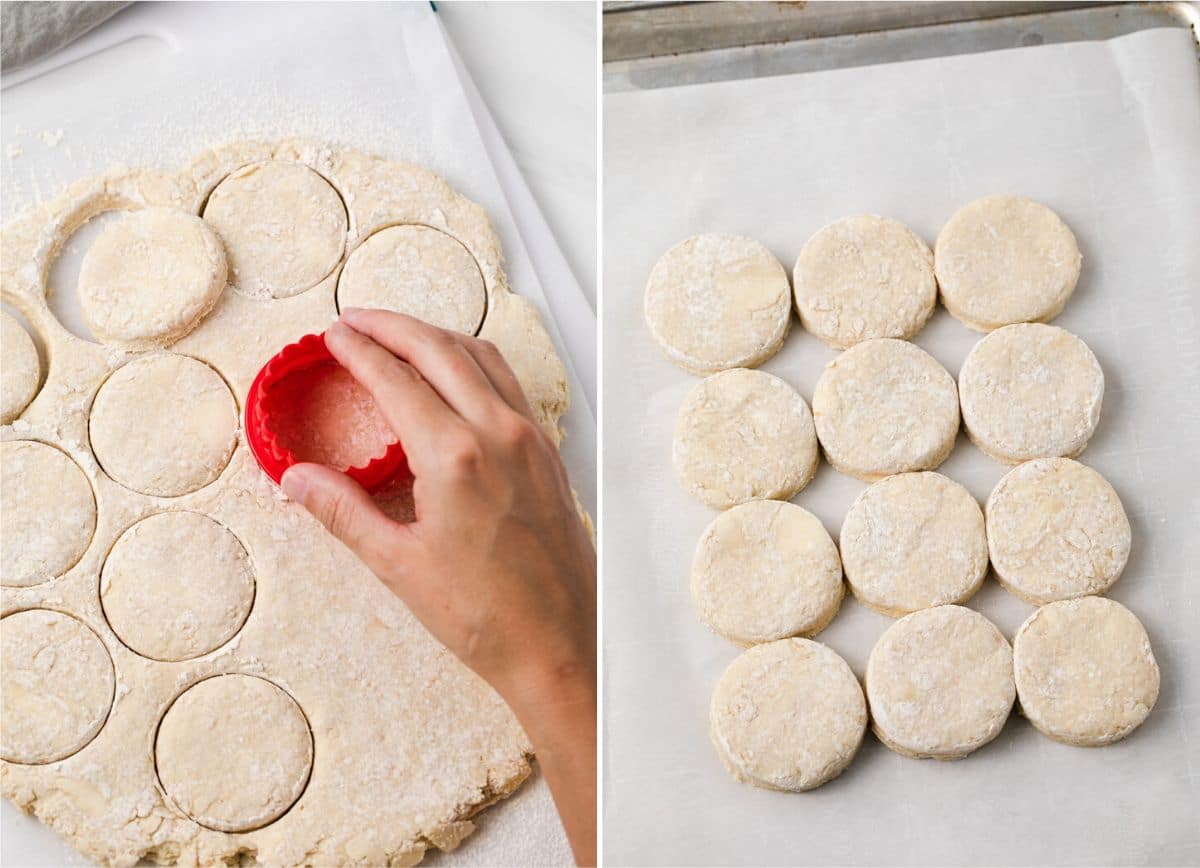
{"left": 793, "top": 215, "right": 936, "bottom": 349}
{"left": 866, "top": 605, "right": 1015, "bottom": 759}
{"left": 203, "top": 160, "right": 347, "bottom": 298}
{"left": 101, "top": 511, "right": 255, "bottom": 661}
{"left": 1014, "top": 597, "right": 1159, "bottom": 746}
{"left": 710, "top": 638, "right": 866, "bottom": 791}
{"left": 935, "top": 195, "right": 1081, "bottom": 332}
{"left": 337, "top": 225, "right": 486, "bottom": 334}
{"left": 987, "top": 458, "right": 1130, "bottom": 605}
{"left": 840, "top": 472, "right": 987, "bottom": 617}
{"left": 673, "top": 368, "right": 818, "bottom": 509}
{"left": 1, "top": 311, "right": 40, "bottom": 422}
{"left": 89, "top": 353, "right": 238, "bottom": 497}
{"left": 812, "top": 338, "right": 959, "bottom": 481}
{"left": 77, "top": 207, "right": 227, "bottom": 348}
{"left": 1, "top": 441, "right": 96, "bottom": 587}
{"left": 1, "top": 609, "right": 115, "bottom": 764}
{"left": 691, "top": 500, "right": 843, "bottom": 645}
{"left": 959, "top": 323, "right": 1103, "bottom": 464}
{"left": 644, "top": 234, "right": 792, "bottom": 375}
{"left": 155, "top": 674, "right": 313, "bottom": 832}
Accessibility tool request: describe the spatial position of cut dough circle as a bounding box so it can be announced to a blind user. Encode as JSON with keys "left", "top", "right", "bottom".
{"left": 77, "top": 207, "right": 227, "bottom": 348}
{"left": 155, "top": 674, "right": 313, "bottom": 832}
{"left": 935, "top": 195, "right": 1081, "bottom": 332}
{"left": 673, "top": 368, "right": 818, "bottom": 509}
{"left": 1, "top": 311, "right": 40, "bottom": 422}
{"left": 1, "top": 609, "right": 115, "bottom": 764}
{"left": 959, "top": 323, "right": 1103, "bottom": 464}
{"left": 793, "top": 215, "right": 936, "bottom": 349}
{"left": 710, "top": 638, "right": 866, "bottom": 791}
{"left": 691, "top": 500, "right": 843, "bottom": 645}
{"left": 89, "top": 353, "right": 238, "bottom": 497}
{"left": 866, "top": 605, "right": 1015, "bottom": 759}
{"left": 1, "top": 440, "right": 96, "bottom": 587}
{"left": 812, "top": 338, "right": 959, "bottom": 481}
{"left": 644, "top": 234, "right": 792, "bottom": 375}
{"left": 840, "top": 472, "right": 987, "bottom": 617}
{"left": 987, "top": 458, "right": 1130, "bottom": 606}
{"left": 337, "top": 225, "right": 486, "bottom": 334}
{"left": 101, "top": 511, "right": 255, "bottom": 661}
{"left": 203, "top": 161, "right": 347, "bottom": 298}
{"left": 1014, "top": 596, "right": 1158, "bottom": 746}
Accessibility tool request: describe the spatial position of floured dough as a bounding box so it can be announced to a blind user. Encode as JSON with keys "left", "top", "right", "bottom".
{"left": 793, "top": 215, "right": 936, "bottom": 349}
{"left": 986, "top": 458, "right": 1130, "bottom": 605}
{"left": 673, "top": 368, "right": 818, "bottom": 509}
{"left": 691, "top": 500, "right": 843, "bottom": 645}
{"left": 1, "top": 311, "right": 39, "bottom": 422}
{"left": 812, "top": 338, "right": 959, "bottom": 481}
{"left": 89, "top": 352, "right": 238, "bottom": 497}
{"left": 100, "top": 512, "right": 255, "bottom": 661}
{"left": 935, "top": 195, "right": 1081, "bottom": 332}
{"left": 203, "top": 160, "right": 346, "bottom": 299}
{"left": 337, "top": 224, "right": 486, "bottom": 334}
{"left": 710, "top": 638, "right": 866, "bottom": 791}
{"left": 959, "top": 323, "right": 1103, "bottom": 463}
{"left": 77, "top": 207, "right": 227, "bottom": 348}
{"left": 1, "top": 440, "right": 95, "bottom": 587}
{"left": 1014, "top": 597, "right": 1159, "bottom": 746}
{"left": 644, "top": 234, "right": 791, "bottom": 374}
{"left": 840, "top": 472, "right": 986, "bottom": 617}
{"left": 866, "top": 605, "right": 1014, "bottom": 759}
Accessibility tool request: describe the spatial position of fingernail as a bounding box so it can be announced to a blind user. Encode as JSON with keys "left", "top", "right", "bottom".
{"left": 326, "top": 320, "right": 350, "bottom": 340}
{"left": 281, "top": 465, "right": 308, "bottom": 501}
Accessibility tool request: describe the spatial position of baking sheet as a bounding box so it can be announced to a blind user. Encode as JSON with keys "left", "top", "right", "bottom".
{"left": 602, "top": 26, "right": 1200, "bottom": 867}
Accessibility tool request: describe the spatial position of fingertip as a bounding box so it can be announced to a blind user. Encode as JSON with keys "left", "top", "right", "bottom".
{"left": 281, "top": 463, "right": 313, "bottom": 502}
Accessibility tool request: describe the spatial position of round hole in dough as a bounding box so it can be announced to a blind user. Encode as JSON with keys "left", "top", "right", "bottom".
{"left": 644, "top": 234, "right": 792, "bottom": 375}
{"left": 1, "top": 609, "right": 115, "bottom": 765}
{"left": 1013, "top": 596, "right": 1158, "bottom": 746}
{"left": 793, "top": 215, "right": 936, "bottom": 349}
{"left": 673, "top": 368, "right": 818, "bottom": 510}
{"left": 202, "top": 161, "right": 347, "bottom": 299}
{"left": 101, "top": 512, "right": 255, "bottom": 661}
{"left": 1, "top": 440, "right": 96, "bottom": 588}
{"left": 710, "top": 638, "right": 866, "bottom": 791}
{"left": 959, "top": 323, "right": 1103, "bottom": 464}
{"left": 1, "top": 311, "right": 41, "bottom": 422}
{"left": 866, "top": 605, "right": 1014, "bottom": 760}
{"left": 935, "top": 194, "right": 1081, "bottom": 332}
{"left": 337, "top": 225, "right": 486, "bottom": 334}
{"left": 986, "top": 458, "right": 1130, "bottom": 606}
{"left": 812, "top": 338, "right": 959, "bottom": 482}
{"left": 155, "top": 674, "right": 313, "bottom": 832}
{"left": 691, "top": 500, "right": 843, "bottom": 646}
{"left": 77, "top": 207, "right": 227, "bottom": 348}
{"left": 840, "top": 471, "right": 987, "bottom": 617}
{"left": 89, "top": 353, "right": 238, "bottom": 497}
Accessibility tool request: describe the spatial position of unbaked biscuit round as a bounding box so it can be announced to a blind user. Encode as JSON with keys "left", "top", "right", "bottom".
{"left": 935, "top": 195, "right": 1081, "bottom": 332}
{"left": 89, "top": 353, "right": 238, "bottom": 497}
{"left": 866, "top": 605, "right": 1014, "bottom": 759}
{"left": 710, "top": 638, "right": 866, "bottom": 791}
{"left": 1014, "top": 596, "right": 1158, "bottom": 746}
{"left": 1, "top": 311, "right": 40, "bottom": 422}
{"left": 337, "top": 225, "right": 486, "bottom": 334}
{"left": 793, "top": 215, "right": 936, "bottom": 349}
{"left": 691, "top": 500, "right": 843, "bottom": 645}
{"left": 644, "top": 234, "right": 792, "bottom": 375}
{"left": 1, "top": 440, "right": 96, "bottom": 587}
{"left": 840, "top": 472, "right": 987, "bottom": 617}
{"left": 673, "top": 368, "right": 818, "bottom": 509}
{"left": 812, "top": 338, "right": 959, "bottom": 481}
{"left": 959, "top": 323, "right": 1103, "bottom": 464}
{"left": 78, "top": 207, "right": 227, "bottom": 348}
{"left": 987, "top": 458, "right": 1130, "bottom": 605}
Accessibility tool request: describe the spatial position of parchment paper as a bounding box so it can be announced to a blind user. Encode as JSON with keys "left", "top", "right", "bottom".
{"left": 602, "top": 26, "right": 1200, "bottom": 867}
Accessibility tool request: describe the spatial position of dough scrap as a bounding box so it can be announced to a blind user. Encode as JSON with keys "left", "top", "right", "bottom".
{"left": 866, "top": 605, "right": 1014, "bottom": 759}
{"left": 691, "top": 500, "right": 843, "bottom": 645}
{"left": 1013, "top": 597, "right": 1158, "bottom": 746}
{"left": 793, "top": 215, "right": 936, "bottom": 349}
{"left": 1, "top": 311, "right": 39, "bottom": 422}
